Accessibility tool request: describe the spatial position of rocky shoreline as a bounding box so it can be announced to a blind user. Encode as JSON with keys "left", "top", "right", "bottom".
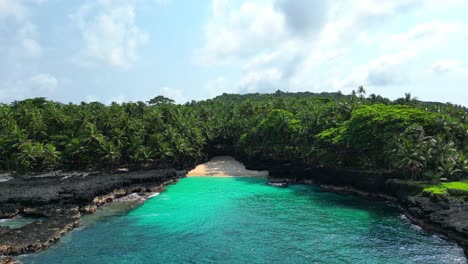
{"left": 0, "top": 156, "right": 467, "bottom": 262}
{"left": 313, "top": 183, "right": 468, "bottom": 255}
{"left": 0, "top": 168, "right": 186, "bottom": 261}
{"left": 240, "top": 158, "right": 468, "bottom": 255}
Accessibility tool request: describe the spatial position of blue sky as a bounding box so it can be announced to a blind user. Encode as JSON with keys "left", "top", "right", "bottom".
{"left": 0, "top": 0, "right": 467, "bottom": 105}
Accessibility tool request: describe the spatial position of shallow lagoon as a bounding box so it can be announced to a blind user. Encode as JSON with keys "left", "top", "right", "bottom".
{"left": 21, "top": 177, "right": 466, "bottom": 263}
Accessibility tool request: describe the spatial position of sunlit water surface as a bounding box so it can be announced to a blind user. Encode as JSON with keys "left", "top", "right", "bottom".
{"left": 21, "top": 177, "right": 466, "bottom": 263}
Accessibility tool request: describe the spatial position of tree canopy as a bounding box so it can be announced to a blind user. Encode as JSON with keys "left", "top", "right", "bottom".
{"left": 0, "top": 91, "right": 466, "bottom": 181}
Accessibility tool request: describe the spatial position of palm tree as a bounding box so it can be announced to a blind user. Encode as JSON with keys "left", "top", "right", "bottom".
{"left": 357, "top": 86, "right": 366, "bottom": 98}
{"left": 43, "top": 143, "right": 61, "bottom": 174}
{"left": 101, "top": 141, "right": 121, "bottom": 170}
{"left": 437, "top": 159, "right": 463, "bottom": 180}
{"left": 28, "top": 110, "right": 46, "bottom": 141}
{"left": 432, "top": 136, "right": 457, "bottom": 165}
{"left": 17, "top": 141, "right": 37, "bottom": 172}
{"left": 131, "top": 146, "right": 153, "bottom": 165}
{"left": 391, "top": 139, "right": 426, "bottom": 180}
{"left": 65, "top": 137, "right": 85, "bottom": 168}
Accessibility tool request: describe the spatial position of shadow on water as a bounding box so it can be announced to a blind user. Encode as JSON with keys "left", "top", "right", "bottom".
{"left": 230, "top": 175, "right": 466, "bottom": 260}
{"left": 231, "top": 175, "right": 397, "bottom": 216}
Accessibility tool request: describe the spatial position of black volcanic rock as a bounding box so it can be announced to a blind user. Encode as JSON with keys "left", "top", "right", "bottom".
{"left": 0, "top": 169, "right": 183, "bottom": 256}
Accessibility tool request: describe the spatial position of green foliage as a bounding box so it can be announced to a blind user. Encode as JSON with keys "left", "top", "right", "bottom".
{"left": 317, "top": 104, "right": 443, "bottom": 167}
{"left": 0, "top": 91, "right": 466, "bottom": 180}
{"left": 423, "top": 181, "right": 468, "bottom": 196}
{"left": 388, "top": 125, "right": 467, "bottom": 181}
{"left": 240, "top": 109, "right": 302, "bottom": 159}
{"left": 147, "top": 96, "right": 175, "bottom": 105}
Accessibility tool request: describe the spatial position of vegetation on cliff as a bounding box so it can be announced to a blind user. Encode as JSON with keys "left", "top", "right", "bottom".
{"left": 0, "top": 90, "right": 466, "bottom": 182}
{"left": 423, "top": 181, "right": 468, "bottom": 196}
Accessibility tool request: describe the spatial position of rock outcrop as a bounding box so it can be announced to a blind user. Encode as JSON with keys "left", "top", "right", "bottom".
{"left": 0, "top": 169, "right": 183, "bottom": 256}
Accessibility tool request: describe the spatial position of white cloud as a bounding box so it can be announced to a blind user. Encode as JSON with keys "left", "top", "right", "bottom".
{"left": 31, "top": 73, "right": 58, "bottom": 92}
{"left": 0, "top": 73, "right": 58, "bottom": 102}
{"left": 21, "top": 38, "right": 41, "bottom": 57}
{"left": 0, "top": 0, "right": 27, "bottom": 21}
{"left": 380, "top": 21, "right": 467, "bottom": 52}
{"left": 158, "top": 87, "right": 188, "bottom": 104}
{"left": 275, "top": 0, "right": 328, "bottom": 35}
{"left": 432, "top": 60, "right": 462, "bottom": 73}
{"left": 330, "top": 20, "right": 468, "bottom": 91}
{"left": 196, "top": 0, "right": 468, "bottom": 96}
{"left": 203, "top": 77, "right": 239, "bottom": 99}
{"left": 0, "top": 79, "right": 28, "bottom": 100}
{"left": 71, "top": 1, "right": 149, "bottom": 69}
{"left": 18, "top": 22, "right": 42, "bottom": 57}
{"left": 329, "top": 50, "right": 419, "bottom": 92}
{"left": 0, "top": 1, "right": 42, "bottom": 58}
{"left": 431, "top": 60, "right": 468, "bottom": 75}
{"left": 239, "top": 68, "right": 283, "bottom": 93}
{"left": 196, "top": 0, "right": 287, "bottom": 64}
{"left": 196, "top": 0, "right": 433, "bottom": 94}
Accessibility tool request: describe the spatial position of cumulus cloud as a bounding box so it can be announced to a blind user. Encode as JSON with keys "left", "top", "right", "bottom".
{"left": 196, "top": 1, "right": 393, "bottom": 93}
{"left": 331, "top": 50, "right": 419, "bottom": 92}
{"left": 197, "top": 0, "right": 468, "bottom": 95}
{"left": 18, "top": 22, "right": 42, "bottom": 57}
{"left": 0, "top": 1, "right": 43, "bottom": 58}
{"left": 71, "top": 1, "right": 149, "bottom": 69}
{"left": 238, "top": 68, "right": 283, "bottom": 93}
{"left": 275, "top": 0, "right": 328, "bottom": 35}
{"left": 380, "top": 21, "right": 467, "bottom": 52}
{"left": 0, "top": 73, "right": 59, "bottom": 102}
{"left": 0, "top": 0, "right": 28, "bottom": 21}
{"left": 333, "top": 20, "right": 468, "bottom": 91}
{"left": 158, "top": 87, "right": 188, "bottom": 104}
{"left": 0, "top": 80, "right": 28, "bottom": 101}
{"left": 31, "top": 73, "right": 58, "bottom": 92}
{"left": 195, "top": 0, "right": 287, "bottom": 64}
{"left": 202, "top": 77, "right": 239, "bottom": 99}
{"left": 366, "top": 68, "right": 405, "bottom": 87}
{"left": 432, "top": 60, "right": 467, "bottom": 75}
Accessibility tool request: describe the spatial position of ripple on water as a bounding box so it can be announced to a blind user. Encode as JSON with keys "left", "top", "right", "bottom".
{"left": 20, "top": 177, "right": 467, "bottom": 264}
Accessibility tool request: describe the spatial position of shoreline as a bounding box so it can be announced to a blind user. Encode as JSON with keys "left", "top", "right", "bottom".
{"left": 0, "top": 168, "right": 184, "bottom": 260}
{"left": 267, "top": 177, "right": 467, "bottom": 256}
{"left": 187, "top": 156, "right": 268, "bottom": 177}
{"left": 1, "top": 156, "right": 466, "bottom": 261}
{"left": 324, "top": 183, "right": 468, "bottom": 256}
{"left": 239, "top": 159, "right": 468, "bottom": 256}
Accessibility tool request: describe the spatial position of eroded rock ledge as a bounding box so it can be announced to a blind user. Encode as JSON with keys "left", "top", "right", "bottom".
{"left": 0, "top": 169, "right": 185, "bottom": 256}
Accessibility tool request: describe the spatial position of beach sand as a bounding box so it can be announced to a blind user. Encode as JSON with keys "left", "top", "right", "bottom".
{"left": 187, "top": 156, "right": 268, "bottom": 177}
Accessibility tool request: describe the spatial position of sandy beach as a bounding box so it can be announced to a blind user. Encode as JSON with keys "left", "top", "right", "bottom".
{"left": 187, "top": 156, "right": 268, "bottom": 177}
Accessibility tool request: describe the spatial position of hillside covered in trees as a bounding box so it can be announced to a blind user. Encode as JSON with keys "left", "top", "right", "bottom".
{"left": 0, "top": 90, "right": 467, "bottom": 182}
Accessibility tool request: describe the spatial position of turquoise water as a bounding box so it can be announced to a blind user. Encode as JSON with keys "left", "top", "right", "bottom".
{"left": 21, "top": 177, "right": 466, "bottom": 263}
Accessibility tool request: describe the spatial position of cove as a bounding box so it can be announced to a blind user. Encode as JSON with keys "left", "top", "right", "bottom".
{"left": 20, "top": 177, "right": 466, "bottom": 264}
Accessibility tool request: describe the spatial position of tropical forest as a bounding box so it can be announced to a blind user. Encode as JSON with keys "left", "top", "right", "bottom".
{"left": 1, "top": 89, "right": 466, "bottom": 182}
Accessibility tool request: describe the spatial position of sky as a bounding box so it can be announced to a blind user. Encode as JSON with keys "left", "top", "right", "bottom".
{"left": 0, "top": 0, "right": 467, "bottom": 105}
